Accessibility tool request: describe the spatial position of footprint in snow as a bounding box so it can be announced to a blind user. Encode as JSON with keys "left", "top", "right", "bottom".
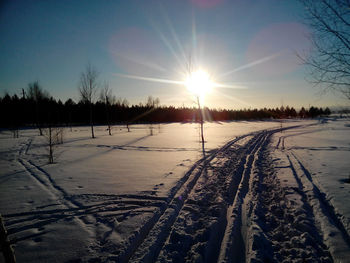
{"left": 19, "top": 185, "right": 31, "bottom": 190}
{"left": 33, "top": 237, "right": 42, "bottom": 243}
{"left": 165, "top": 172, "right": 173, "bottom": 177}
{"left": 153, "top": 183, "right": 165, "bottom": 189}
{"left": 140, "top": 190, "right": 157, "bottom": 195}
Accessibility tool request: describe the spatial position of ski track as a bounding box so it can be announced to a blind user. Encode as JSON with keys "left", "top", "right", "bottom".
{"left": 6, "top": 133, "right": 256, "bottom": 261}
{"left": 270, "top": 126, "right": 350, "bottom": 262}
{"left": 287, "top": 152, "right": 350, "bottom": 261}
{"left": 4, "top": 124, "right": 350, "bottom": 262}
{"left": 109, "top": 132, "right": 256, "bottom": 262}
{"left": 124, "top": 124, "right": 344, "bottom": 263}
{"left": 14, "top": 138, "right": 96, "bottom": 239}
{"left": 217, "top": 130, "right": 271, "bottom": 263}
{"left": 8, "top": 137, "right": 168, "bottom": 257}
{"left": 125, "top": 128, "right": 289, "bottom": 263}
{"left": 275, "top": 127, "right": 350, "bottom": 249}
{"left": 247, "top": 149, "right": 332, "bottom": 262}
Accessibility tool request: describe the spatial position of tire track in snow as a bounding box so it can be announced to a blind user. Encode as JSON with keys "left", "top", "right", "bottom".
{"left": 114, "top": 133, "right": 255, "bottom": 262}
{"left": 288, "top": 152, "right": 350, "bottom": 261}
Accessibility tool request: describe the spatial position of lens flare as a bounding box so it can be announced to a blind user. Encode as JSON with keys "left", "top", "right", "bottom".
{"left": 185, "top": 70, "right": 213, "bottom": 98}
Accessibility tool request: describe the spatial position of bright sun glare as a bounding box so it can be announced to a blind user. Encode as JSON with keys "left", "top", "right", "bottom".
{"left": 185, "top": 69, "right": 213, "bottom": 98}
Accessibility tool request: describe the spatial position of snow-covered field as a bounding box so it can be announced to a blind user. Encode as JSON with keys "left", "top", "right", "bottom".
{"left": 0, "top": 118, "right": 349, "bottom": 262}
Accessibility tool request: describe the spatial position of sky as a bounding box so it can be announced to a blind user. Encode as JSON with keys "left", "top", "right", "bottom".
{"left": 0, "top": 0, "right": 348, "bottom": 110}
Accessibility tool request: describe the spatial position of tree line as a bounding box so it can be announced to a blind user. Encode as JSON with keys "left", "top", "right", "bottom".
{"left": 0, "top": 84, "right": 331, "bottom": 131}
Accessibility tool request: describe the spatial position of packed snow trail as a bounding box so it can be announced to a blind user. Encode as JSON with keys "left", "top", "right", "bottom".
{"left": 111, "top": 133, "right": 255, "bottom": 262}
{"left": 122, "top": 126, "right": 323, "bottom": 262}
{"left": 125, "top": 125, "right": 346, "bottom": 263}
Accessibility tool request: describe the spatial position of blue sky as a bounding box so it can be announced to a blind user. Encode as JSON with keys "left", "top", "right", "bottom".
{"left": 0, "top": 0, "right": 347, "bottom": 109}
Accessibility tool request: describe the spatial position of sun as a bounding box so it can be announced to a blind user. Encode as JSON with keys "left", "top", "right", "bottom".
{"left": 185, "top": 69, "right": 213, "bottom": 98}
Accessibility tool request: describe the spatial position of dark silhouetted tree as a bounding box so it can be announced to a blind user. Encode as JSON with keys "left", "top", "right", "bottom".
{"left": 64, "top": 98, "right": 75, "bottom": 131}
{"left": 43, "top": 123, "right": 64, "bottom": 164}
{"left": 299, "top": 107, "right": 308, "bottom": 118}
{"left": 324, "top": 107, "right": 331, "bottom": 115}
{"left": 146, "top": 96, "right": 160, "bottom": 135}
{"left": 27, "top": 81, "right": 49, "bottom": 135}
{"left": 78, "top": 64, "right": 99, "bottom": 138}
{"left": 100, "top": 82, "right": 115, "bottom": 135}
{"left": 186, "top": 56, "right": 205, "bottom": 145}
{"left": 300, "top": 0, "right": 350, "bottom": 99}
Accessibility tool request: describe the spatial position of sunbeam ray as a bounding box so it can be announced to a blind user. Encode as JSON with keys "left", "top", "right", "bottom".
{"left": 219, "top": 51, "right": 284, "bottom": 79}
{"left": 159, "top": 3, "right": 187, "bottom": 63}
{"left": 147, "top": 17, "right": 186, "bottom": 73}
{"left": 113, "top": 73, "right": 185, "bottom": 86}
{"left": 191, "top": 9, "right": 197, "bottom": 59}
{"left": 212, "top": 82, "right": 248, "bottom": 89}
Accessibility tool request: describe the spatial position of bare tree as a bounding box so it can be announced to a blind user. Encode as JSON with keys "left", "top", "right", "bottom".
{"left": 43, "top": 124, "right": 64, "bottom": 164}
{"left": 300, "top": 0, "right": 350, "bottom": 99}
{"left": 186, "top": 56, "right": 205, "bottom": 145}
{"left": 146, "top": 96, "right": 160, "bottom": 135}
{"left": 79, "top": 64, "right": 99, "bottom": 138}
{"left": 10, "top": 128, "right": 19, "bottom": 138}
{"left": 146, "top": 95, "right": 160, "bottom": 108}
{"left": 100, "top": 82, "right": 115, "bottom": 136}
{"left": 27, "top": 81, "right": 49, "bottom": 135}
{"left": 116, "top": 98, "right": 131, "bottom": 132}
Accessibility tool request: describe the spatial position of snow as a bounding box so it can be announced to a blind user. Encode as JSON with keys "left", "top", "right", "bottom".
{"left": 271, "top": 117, "right": 350, "bottom": 262}
{"left": 0, "top": 119, "right": 349, "bottom": 262}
